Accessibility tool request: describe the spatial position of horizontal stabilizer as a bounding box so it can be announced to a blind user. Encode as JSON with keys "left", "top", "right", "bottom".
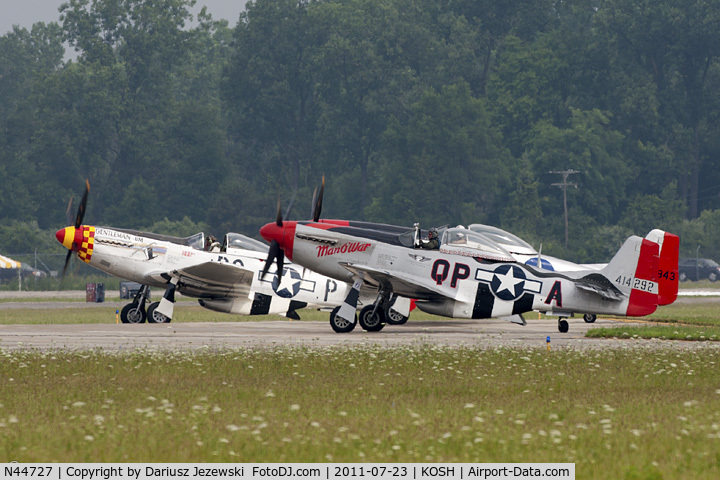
{"left": 574, "top": 273, "right": 624, "bottom": 301}
{"left": 499, "top": 314, "right": 526, "bottom": 326}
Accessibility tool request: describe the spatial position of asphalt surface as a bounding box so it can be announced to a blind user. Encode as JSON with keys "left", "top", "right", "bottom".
{"left": 0, "top": 290, "right": 718, "bottom": 352}
{"left": 0, "top": 316, "right": 717, "bottom": 352}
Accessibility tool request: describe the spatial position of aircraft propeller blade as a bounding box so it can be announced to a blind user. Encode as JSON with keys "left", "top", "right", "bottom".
{"left": 312, "top": 176, "right": 324, "bottom": 222}
{"left": 75, "top": 179, "right": 90, "bottom": 228}
{"left": 60, "top": 179, "right": 90, "bottom": 280}
{"left": 275, "top": 198, "right": 283, "bottom": 227}
{"left": 65, "top": 196, "right": 75, "bottom": 227}
{"left": 276, "top": 247, "right": 285, "bottom": 278}
{"left": 261, "top": 239, "right": 285, "bottom": 280}
{"left": 61, "top": 249, "right": 73, "bottom": 278}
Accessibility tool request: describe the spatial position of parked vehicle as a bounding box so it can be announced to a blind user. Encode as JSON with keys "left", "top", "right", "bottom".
{"left": 678, "top": 258, "right": 720, "bottom": 282}
{"left": 120, "top": 281, "right": 148, "bottom": 299}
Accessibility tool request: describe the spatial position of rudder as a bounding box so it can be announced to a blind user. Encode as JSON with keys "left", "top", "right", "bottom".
{"left": 601, "top": 236, "right": 659, "bottom": 316}
{"left": 645, "top": 229, "right": 679, "bottom": 306}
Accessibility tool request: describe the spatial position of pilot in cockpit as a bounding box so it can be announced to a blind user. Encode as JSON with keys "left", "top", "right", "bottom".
{"left": 205, "top": 235, "right": 221, "bottom": 252}
{"left": 418, "top": 228, "right": 440, "bottom": 250}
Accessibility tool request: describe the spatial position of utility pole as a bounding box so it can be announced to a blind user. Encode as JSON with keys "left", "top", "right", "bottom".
{"left": 550, "top": 169, "right": 579, "bottom": 248}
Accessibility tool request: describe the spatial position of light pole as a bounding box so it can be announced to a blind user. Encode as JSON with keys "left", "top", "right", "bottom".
{"left": 550, "top": 169, "right": 579, "bottom": 248}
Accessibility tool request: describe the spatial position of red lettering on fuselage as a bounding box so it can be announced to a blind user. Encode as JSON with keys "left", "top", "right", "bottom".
{"left": 545, "top": 280, "right": 563, "bottom": 307}
{"left": 316, "top": 242, "right": 371, "bottom": 257}
{"left": 431, "top": 261, "right": 470, "bottom": 289}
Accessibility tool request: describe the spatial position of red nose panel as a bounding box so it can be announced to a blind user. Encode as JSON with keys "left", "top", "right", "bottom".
{"left": 260, "top": 221, "right": 297, "bottom": 260}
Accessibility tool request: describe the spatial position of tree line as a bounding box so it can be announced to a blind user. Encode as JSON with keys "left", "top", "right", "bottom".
{"left": 1, "top": 0, "right": 720, "bottom": 266}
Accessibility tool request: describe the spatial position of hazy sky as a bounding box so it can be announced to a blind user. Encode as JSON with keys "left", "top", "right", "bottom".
{"left": 0, "top": 0, "right": 248, "bottom": 36}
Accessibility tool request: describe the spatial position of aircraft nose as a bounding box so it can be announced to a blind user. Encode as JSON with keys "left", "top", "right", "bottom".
{"left": 55, "top": 226, "right": 81, "bottom": 251}
{"left": 260, "top": 222, "right": 283, "bottom": 246}
{"left": 260, "top": 221, "right": 296, "bottom": 260}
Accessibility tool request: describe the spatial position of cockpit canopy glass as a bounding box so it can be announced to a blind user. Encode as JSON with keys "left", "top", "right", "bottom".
{"left": 223, "top": 233, "right": 269, "bottom": 253}
{"left": 186, "top": 232, "right": 205, "bottom": 251}
{"left": 440, "top": 228, "right": 514, "bottom": 261}
{"left": 467, "top": 224, "right": 536, "bottom": 255}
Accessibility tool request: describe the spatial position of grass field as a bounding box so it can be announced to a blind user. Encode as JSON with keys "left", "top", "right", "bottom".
{"left": 1, "top": 347, "right": 719, "bottom": 478}
{"left": 1, "top": 292, "right": 720, "bottom": 477}
{"left": 585, "top": 299, "right": 720, "bottom": 341}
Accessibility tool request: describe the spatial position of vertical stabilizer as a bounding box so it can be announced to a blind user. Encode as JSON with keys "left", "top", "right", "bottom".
{"left": 601, "top": 236, "right": 659, "bottom": 316}
{"left": 645, "top": 229, "right": 679, "bottom": 306}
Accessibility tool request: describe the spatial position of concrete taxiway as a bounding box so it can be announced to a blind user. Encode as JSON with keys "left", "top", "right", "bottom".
{"left": 0, "top": 317, "right": 716, "bottom": 352}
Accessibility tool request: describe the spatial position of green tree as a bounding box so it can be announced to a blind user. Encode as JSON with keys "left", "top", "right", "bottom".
{"left": 595, "top": 0, "right": 720, "bottom": 218}
{"left": 223, "top": 0, "right": 319, "bottom": 212}
{"left": 525, "top": 109, "right": 628, "bottom": 229}
{"left": 368, "top": 82, "right": 509, "bottom": 226}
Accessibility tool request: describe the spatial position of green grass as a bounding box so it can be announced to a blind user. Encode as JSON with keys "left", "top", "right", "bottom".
{"left": 646, "top": 301, "right": 720, "bottom": 327}
{"left": 1, "top": 347, "right": 719, "bottom": 478}
{"left": 586, "top": 324, "right": 720, "bottom": 341}
{"left": 585, "top": 300, "right": 720, "bottom": 341}
{"left": 678, "top": 279, "right": 720, "bottom": 290}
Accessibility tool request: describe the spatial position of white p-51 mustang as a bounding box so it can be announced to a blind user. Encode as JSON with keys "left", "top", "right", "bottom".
{"left": 54, "top": 182, "right": 361, "bottom": 324}
{"left": 56, "top": 226, "right": 355, "bottom": 324}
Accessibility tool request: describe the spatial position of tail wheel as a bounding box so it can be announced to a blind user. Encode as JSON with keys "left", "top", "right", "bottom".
{"left": 330, "top": 306, "right": 356, "bottom": 333}
{"left": 147, "top": 302, "right": 171, "bottom": 323}
{"left": 121, "top": 302, "right": 146, "bottom": 324}
{"left": 558, "top": 318, "right": 569, "bottom": 333}
{"left": 359, "top": 305, "right": 386, "bottom": 332}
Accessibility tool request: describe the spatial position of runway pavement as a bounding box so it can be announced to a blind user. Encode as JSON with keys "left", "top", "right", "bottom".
{"left": 1, "top": 290, "right": 719, "bottom": 352}
{"left": 0, "top": 317, "right": 716, "bottom": 352}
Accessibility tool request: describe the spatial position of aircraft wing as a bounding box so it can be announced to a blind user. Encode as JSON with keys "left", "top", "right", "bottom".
{"left": 159, "top": 262, "right": 256, "bottom": 298}
{"left": 339, "top": 262, "right": 451, "bottom": 302}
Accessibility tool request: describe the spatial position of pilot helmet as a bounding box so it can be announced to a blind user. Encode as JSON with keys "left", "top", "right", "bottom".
{"left": 428, "top": 228, "right": 438, "bottom": 239}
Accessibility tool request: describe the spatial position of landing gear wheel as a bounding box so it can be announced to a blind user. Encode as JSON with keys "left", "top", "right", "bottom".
{"left": 558, "top": 319, "right": 569, "bottom": 333}
{"left": 329, "top": 306, "right": 356, "bottom": 333}
{"left": 679, "top": 272, "right": 688, "bottom": 282}
{"left": 359, "top": 305, "right": 386, "bottom": 332}
{"left": 147, "top": 302, "right": 172, "bottom": 323}
{"left": 583, "top": 314, "right": 596, "bottom": 323}
{"left": 386, "top": 308, "right": 408, "bottom": 325}
{"left": 121, "top": 302, "right": 146, "bottom": 324}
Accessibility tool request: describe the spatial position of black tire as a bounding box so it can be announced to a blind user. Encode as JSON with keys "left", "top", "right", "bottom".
{"left": 121, "top": 302, "right": 146, "bottom": 324}
{"left": 359, "top": 305, "right": 386, "bottom": 332}
{"left": 146, "top": 302, "right": 172, "bottom": 324}
{"left": 583, "top": 314, "right": 597, "bottom": 323}
{"left": 679, "top": 272, "right": 688, "bottom": 282}
{"left": 386, "top": 308, "right": 409, "bottom": 325}
{"left": 329, "top": 306, "right": 356, "bottom": 333}
{"left": 558, "top": 319, "right": 569, "bottom": 333}
{"left": 709, "top": 272, "right": 718, "bottom": 282}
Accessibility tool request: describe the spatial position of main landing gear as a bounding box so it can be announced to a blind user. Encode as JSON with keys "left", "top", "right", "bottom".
{"left": 329, "top": 306, "right": 356, "bottom": 333}
{"left": 120, "top": 284, "right": 150, "bottom": 324}
{"left": 329, "top": 289, "right": 409, "bottom": 333}
{"left": 120, "top": 284, "right": 173, "bottom": 324}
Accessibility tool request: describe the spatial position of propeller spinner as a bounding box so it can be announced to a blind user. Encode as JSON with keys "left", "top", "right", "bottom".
{"left": 260, "top": 176, "right": 324, "bottom": 281}
{"left": 55, "top": 179, "right": 90, "bottom": 277}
